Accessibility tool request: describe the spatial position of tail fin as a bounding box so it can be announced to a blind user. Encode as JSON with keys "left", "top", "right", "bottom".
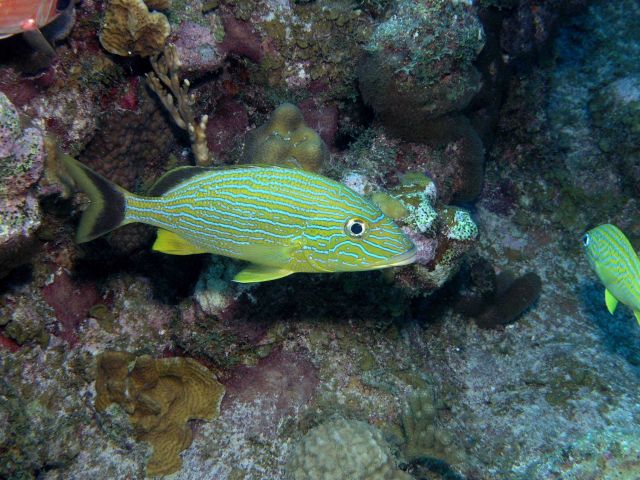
{"left": 60, "top": 154, "right": 130, "bottom": 243}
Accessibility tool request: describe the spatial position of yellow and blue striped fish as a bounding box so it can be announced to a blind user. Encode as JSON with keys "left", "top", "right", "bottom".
{"left": 61, "top": 155, "right": 416, "bottom": 283}
{"left": 583, "top": 224, "right": 640, "bottom": 326}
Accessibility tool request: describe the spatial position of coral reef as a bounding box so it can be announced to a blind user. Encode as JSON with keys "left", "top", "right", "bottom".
{"left": 78, "top": 85, "right": 171, "bottom": 178}
{"left": 589, "top": 76, "right": 640, "bottom": 195}
{"left": 95, "top": 351, "right": 225, "bottom": 477}
{"left": 455, "top": 257, "right": 543, "bottom": 329}
{"left": 191, "top": 257, "right": 255, "bottom": 323}
{"left": 41, "top": 269, "right": 101, "bottom": 345}
{"left": 286, "top": 418, "right": 411, "bottom": 480}
{"left": 171, "top": 18, "right": 226, "bottom": 75}
{"left": 421, "top": 116, "right": 485, "bottom": 204}
{"left": 224, "top": 347, "right": 320, "bottom": 437}
{"left": 99, "top": 0, "right": 171, "bottom": 57}
{"left": 146, "top": 0, "right": 172, "bottom": 9}
{"left": 0, "top": 294, "right": 51, "bottom": 347}
{"left": 358, "top": 0, "right": 484, "bottom": 136}
{"left": 0, "top": 92, "right": 45, "bottom": 278}
{"left": 205, "top": 97, "right": 249, "bottom": 161}
{"left": 401, "top": 388, "right": 463, "bottom": 466}
{"left": 242, "top": 103, "right": 329, "bottom": 172}
{"left": 495, "top": 0, "right": 587, "bottom": 58}
{"left": 0, "top": 348, "right": 94, "bottom": 479}
{"left": 1, "top": 1, "right": 639, "bottom": 479}
{"left": 365, "top": 169, "right": 478, "bottom": 293}
{"left": 547, "top": 0, "right": 640, "bottom": 209}
{"left": 387, "top": 172, "right": 439, "bottom": 234}
{"left": 0, "top": 94, "right": 44, "bottom": 196}
{"left": 222, "top": 1, "right": 375, "bottom": 99}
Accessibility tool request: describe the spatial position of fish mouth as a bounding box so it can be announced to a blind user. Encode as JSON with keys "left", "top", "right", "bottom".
{"left": 372, "top": 247, "right": 417, "bottom": 269}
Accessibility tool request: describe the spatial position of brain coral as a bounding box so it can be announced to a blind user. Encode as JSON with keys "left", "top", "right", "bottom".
{"left": 242, "top": 103, "right": 329, "bottom": 173}
{"left": 95, "top": 352, "right": 225, "bottom": 477}
{"left": 99, "top": 0, "right": 170, "bottom": 57}
{"left": 78, "top": 87, "right": 174, "bottom": 256}
{"left": 286, "top": 418, "right": 412, "bottom": 480}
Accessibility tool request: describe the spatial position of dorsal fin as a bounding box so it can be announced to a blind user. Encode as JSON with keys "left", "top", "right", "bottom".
{"left": 147, "top": 166, "right": 212, "bottom": 196}
{"left": 147, "top": 164, "right": 274, "bottom": 197}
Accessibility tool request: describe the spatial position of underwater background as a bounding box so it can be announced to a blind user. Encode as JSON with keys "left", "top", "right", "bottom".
{"left": 1, "top": 0, "right": 639, "bottom": 479}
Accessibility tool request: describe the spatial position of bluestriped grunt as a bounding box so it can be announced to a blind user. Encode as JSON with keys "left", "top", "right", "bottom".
{"left": 583, "top": 224, "right": 640, "bottom": 326}
{"left": 61, "top": 155, "right": 417, "bottom": 283}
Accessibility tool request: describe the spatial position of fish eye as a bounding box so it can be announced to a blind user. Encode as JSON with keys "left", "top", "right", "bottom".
{"left": 345, "top": 218, "right": 366, "bottom": 238}
{"left": 56, "top": 0, "right": 71, "bottom": 11}
{"left": 582, "top": 234, "right": 590, "bottom": 247}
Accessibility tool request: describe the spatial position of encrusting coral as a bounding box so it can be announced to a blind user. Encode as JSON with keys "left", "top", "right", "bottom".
{"left": 368, "top": 171, "right": 478, "bottom": 292}
{"left": 286, "top": 417, "right": 412, "bottom": 480}
{"left": 242, "top": 103, "right": 330, "bottom": 173}
{"left": 0, "top": 92, "right": 45, "bottom": 278}
{"left": 147, "top": 44, "right": 211, "bottom": 166}
{"left": 389, "top": 172, "right": 439, "bottom": 234}
{"left": 99, "top": 0, "right": 171, "bottom": 58}
{"left": 589, "top": 76, "right": 640, "bottom": 195}
{"left": 474, "top": 271, "right": 542, "bottom": 329}
{"left": 95, "top": 352, "right": 225, "bottom": 477}
{"left": 358, "top": 0, "right": 484, "bottom": 135}
{"left": 401, "top": 388, "right": 465, "bottom": 467}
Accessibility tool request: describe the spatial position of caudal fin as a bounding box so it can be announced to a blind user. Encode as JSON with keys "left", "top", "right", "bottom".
{"left": 60, "top": 154, "right": 129, "bottom": 243}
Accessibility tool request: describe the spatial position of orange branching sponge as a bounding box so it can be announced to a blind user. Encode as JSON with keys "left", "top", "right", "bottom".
{"left": 95, "top": 352, "right": 225, "bottom": 477}
{"left": 99, "top": 0, "right": 170, "bottom": 57}
{"left": 242, "top": 103, "right": 329, "bottom": 173}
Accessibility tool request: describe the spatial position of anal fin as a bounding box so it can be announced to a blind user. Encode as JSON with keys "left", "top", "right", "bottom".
{"left": 152, "top": 229, "right": 208, "bottom": 255}
{"left": 233, "top": 264, "right": 293, "bottom": 283}
{"left": 605, "top": 289, "right": 619, "bottom": 315}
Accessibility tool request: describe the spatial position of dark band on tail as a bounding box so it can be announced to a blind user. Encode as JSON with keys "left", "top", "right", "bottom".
{"left": 60, "top": 154, "right": 128, "bottom": 243}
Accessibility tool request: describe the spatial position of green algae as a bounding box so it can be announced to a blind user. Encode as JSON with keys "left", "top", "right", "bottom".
{"left": 246, "top": 1, "right": 375, "bottom": 102}
{"left": 370, "top": 192, "right": 409, "bottom": 221}
{"left": 89, "top": 304, "right": 116, "bottom": 333}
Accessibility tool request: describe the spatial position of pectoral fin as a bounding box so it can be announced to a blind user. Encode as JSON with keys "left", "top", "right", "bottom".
{"left": 634, "top": 310, "right": 640, "bottom": 327}
{"left": 22, "top": 29, "right": 55, "bottom": 56}
{"left": 233, "top": 264, "right": 293, "bottom": 283}
{"left": 605, "top": 289, "right": 619, "bottom": 315}
{"left": 152, "top": 229, "right": 208, "bottom": 255}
